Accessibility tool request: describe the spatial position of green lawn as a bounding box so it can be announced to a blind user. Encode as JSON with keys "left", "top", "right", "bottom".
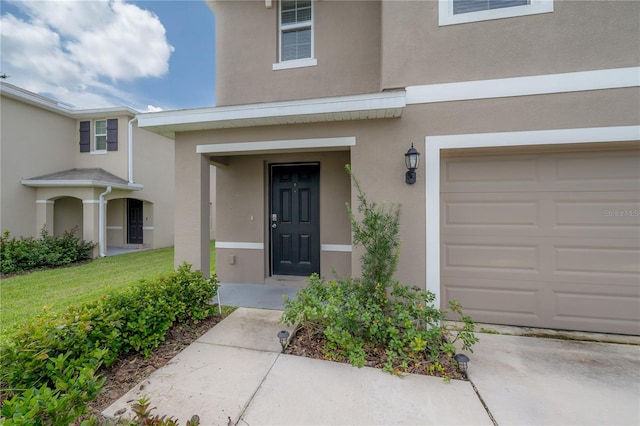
{"left": 0, "top": 242, "right": 216, "bottom": 343}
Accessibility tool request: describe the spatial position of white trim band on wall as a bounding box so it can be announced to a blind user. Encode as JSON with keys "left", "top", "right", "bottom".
{"left": 321, "top": 244, "right": 352, "bottom": 252}
{"left": 142, "top": 226, "right": 154, "bottom": 230}
{"left": 406, "top": 67, "right": 640, "bottom": 104}
{"left": 106, "top": 226, "right": 123, "bottom": 230}
{"left": 424, "top": 125, "right": 640, "bottom": 310}
{"left": 36, "top": 200, "right": 55, "bottom": 204}
{"left": 215, "top": 242, "right": 265, "bottom": 250}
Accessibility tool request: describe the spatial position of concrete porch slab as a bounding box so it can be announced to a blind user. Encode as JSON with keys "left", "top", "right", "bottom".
{"left": 218, "top": 282, "right": 300, "bottom": 310}
{"left": 197, "top": 307, "right": 295, "bottom": 353}
{"left": 241, "top": 354, "right": 492, "bottom": 425}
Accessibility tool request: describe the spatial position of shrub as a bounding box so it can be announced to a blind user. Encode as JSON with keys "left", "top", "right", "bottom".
{"left": 0, "top": 228, "right": 96, "bottom": 275}
{"left": 282, "top": 166, "right": 478, "bottom": 376}
{"left": 0, "top": 263, "right": 218, "bottom": 425}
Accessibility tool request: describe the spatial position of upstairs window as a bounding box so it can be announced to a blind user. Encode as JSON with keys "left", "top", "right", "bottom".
{"left": 95, "top": 119, "right": 107, "bottom": 152}
{"left": 79, "top": 119, "right": 117, "bottom": 153}
{"left": 274, "top": 0, "right": 317, "bottom": 70}
{"left": 439, "top": 0, "right": 553, "bottom": 26}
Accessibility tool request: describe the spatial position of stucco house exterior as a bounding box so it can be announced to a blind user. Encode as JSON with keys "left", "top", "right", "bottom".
{"left": 0, "top": 82, "right": 216, "bottom": 257}
{"left": 137, "top": 0, "right": 639, "bottom": 335}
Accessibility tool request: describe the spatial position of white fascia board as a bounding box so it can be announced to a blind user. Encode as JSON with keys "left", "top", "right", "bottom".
{"left": 1, "top": 83, "right": 138, "bottom": 118}
{"left": 197, "top": 136, "right": 355, "bottom": 154}
{"left": 20, "top": 180, "right": 143, "bottom": 191}
{"left": 137, "top": 91, "right": 406, "bottom": 129}
{"left": 407, "top": 67, "right": 640, "bottom": 104}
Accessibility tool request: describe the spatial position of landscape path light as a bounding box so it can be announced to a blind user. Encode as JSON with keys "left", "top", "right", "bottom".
{"left": 277, "top": 330, "right": 290, "bottom": 352}
{"left": 454, "top": 353, "right": 470, "bottom": 376}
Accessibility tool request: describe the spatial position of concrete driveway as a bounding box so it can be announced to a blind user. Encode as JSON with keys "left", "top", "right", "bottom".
{"left": 468, "top": 333, "right": 640, "bottom": 425}
{"left": 104, "top": 308, "right": 640, "bottom": 425}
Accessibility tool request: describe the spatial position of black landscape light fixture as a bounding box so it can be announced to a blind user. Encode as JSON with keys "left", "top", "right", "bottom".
{"left": 405, "top": 143, "right": 420, "bottom": 184}
{"left": 454, "top": 353, "right": 470, "bottom": 376}
{"left": 278, "top": 330, "right": 290, "bottom": 352}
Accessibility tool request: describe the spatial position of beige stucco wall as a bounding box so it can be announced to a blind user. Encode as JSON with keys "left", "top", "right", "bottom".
{"left": 380, "top": 0, "right": 640, "bottom": 89}
{"left": 130, "top": 123, "right": 176, "bottom": 248}
{"left": 54, "top": 197, "right": 83, "bottom": 237}
{"left": 214, "top": 0, "right": 381, "bottom": 106}
{"left": 0, "top": 96, "right": 76, "bottom": 238}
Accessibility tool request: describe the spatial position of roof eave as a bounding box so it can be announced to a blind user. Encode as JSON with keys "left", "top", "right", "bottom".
{"left": 137, "top": 90, "right": 407, "bottom": 139}
{"left": 20, "top": 180, "right": 143, "bottom": 191}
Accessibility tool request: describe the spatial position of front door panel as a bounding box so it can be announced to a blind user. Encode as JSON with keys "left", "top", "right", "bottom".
{"left": 271, "top": 164, "right": 320, "bottom": 276}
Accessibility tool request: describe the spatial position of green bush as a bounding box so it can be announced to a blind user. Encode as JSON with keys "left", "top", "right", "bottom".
{"left": 282, "top": 166, "right": 478, "bottom": 376}
{"left": 0, "top": 228, "right": 95, "bottom": 275}
{"left": 0, "top": 263, "right": 218, "bottom": 425}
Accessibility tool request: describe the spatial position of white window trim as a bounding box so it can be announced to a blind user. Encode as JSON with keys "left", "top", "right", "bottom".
{"left": 424, "top": 125, "right": 640, "bottom": 309}
{"left": 275, "top": 0, "right": 315, "bottom": 69}
{"left": 94, "top": 119, "right": 107, "bottom": 152}
{"left": 438, "top": 0, "right": 553, "bottom": 26}
{"left": 273, "top": 58, "right": 318, "bottom": 71}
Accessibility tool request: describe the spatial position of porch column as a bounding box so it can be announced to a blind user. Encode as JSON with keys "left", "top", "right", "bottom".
{"left": 175, "top": 149, "right": 210, "bottom": 277}
{"left": 35, "top": 200, "right": 54, "bottom": 235}
{"left": 83, "top": 200, "right": 100, "bottom": 258}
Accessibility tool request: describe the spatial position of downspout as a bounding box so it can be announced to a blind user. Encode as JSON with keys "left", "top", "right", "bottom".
{"left": 128, "top": 118, "right": 137, "bottom": 183}
{"left": 99, "top": 186, "right": 112, "bottom": 257}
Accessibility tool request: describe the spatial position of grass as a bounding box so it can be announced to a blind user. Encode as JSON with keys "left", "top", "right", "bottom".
{"left": 0, "top": 241, "right": 216, "bottom": 343}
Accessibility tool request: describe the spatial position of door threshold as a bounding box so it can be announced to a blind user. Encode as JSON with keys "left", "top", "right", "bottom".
{"left": 265, "top": 275, "right": 308, "bottom": 287}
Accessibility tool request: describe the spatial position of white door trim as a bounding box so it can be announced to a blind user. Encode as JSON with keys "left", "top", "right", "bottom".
{"left": 425, "top": 125, "right": 640, "bottom": 308}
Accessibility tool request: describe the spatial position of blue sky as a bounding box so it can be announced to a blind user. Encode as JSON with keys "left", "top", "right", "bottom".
{"left": 0, "top": 0, "right": 216, "bottom": 111}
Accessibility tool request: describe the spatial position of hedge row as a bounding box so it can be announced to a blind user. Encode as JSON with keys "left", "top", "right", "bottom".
{"left": 1, "top": 228, "right": 96, "bottom": 275}
{"left": 0, "top": 263, "right": 219, "bottom": 425}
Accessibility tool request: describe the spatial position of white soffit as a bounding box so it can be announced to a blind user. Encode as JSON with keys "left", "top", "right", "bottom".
{"left": 197, "top": 136, "right": 356, "bottom": 155}
{"left": 137, "top": 91, "right": 406, "bottom": 138}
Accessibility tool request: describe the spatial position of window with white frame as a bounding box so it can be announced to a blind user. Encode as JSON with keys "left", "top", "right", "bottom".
{"left": 95, "top": 119, "right": 107, "bottom": 151}
{"left": 274, "top": 0, "right": 316, "bottom": 70}
{"left": 439, "top": 0, "right": 553, "bottom": 26}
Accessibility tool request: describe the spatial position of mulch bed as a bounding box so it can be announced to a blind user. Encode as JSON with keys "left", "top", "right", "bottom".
{"left": 284, "top": 327, "right": 465, "bottom": 380}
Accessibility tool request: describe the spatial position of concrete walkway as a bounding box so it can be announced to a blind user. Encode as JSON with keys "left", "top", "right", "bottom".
{"left": 103, "top": 286, "right": 640, "bottom": 425}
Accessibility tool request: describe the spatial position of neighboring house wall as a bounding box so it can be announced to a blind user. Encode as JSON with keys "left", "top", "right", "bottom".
{"left": 214, "top": 0, "right": 381, "bottom": 106}
{"left": 0, "top": 96, "right": 76, "bottom": 237}
{"left": 0, "top": 85, "right": 190, "bottom": 254}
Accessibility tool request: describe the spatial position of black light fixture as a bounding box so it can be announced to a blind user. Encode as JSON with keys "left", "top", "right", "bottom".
{"left": 405, "top": 143, "right": 420, "bottom": 184}
{"left": 277, "top": 330, "right": 290, "bottom": 352}
{"left": 454, "top": 353, "right": 470, "bottom": 376}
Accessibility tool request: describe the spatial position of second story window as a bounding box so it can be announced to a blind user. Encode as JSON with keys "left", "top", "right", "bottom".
{"left": 274, "top": 0, "right": 317, "bottom": 70}
{"left": 439, "top": 0, "right": 553, "bottom": 26}
{"left": 95, "top": 119, "right": 107, "bottom": 152}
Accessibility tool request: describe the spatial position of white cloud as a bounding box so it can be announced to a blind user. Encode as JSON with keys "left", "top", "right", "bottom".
{"left": 145, "top": 105, "right": 163, "bottom": 112}
{"left": 0, "top": 0, "right": 174, "bottom": 109}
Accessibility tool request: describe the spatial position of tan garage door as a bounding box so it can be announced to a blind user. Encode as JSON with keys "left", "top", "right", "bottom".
{"left": 441, "top": 146, "right": 640, "bottom": 335}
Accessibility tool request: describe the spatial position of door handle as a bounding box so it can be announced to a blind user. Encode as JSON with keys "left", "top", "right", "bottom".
{"left": 271, "top": 213, "right": 278, "bottom": 229}
{"left": 272, "top": 223, "right": 277, "bottom": 228}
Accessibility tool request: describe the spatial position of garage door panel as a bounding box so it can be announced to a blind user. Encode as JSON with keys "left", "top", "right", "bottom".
{"left": 441, "top": 147, "right": 640, "bottom": 335}
{"left": 554, "top": 290, "right": 640, "bottom": 335}
{"left": 555, "top": 154, "right": 640, "bottom": 190}
{"left": 445, "top": 279, "right": 540, "bottom": 324}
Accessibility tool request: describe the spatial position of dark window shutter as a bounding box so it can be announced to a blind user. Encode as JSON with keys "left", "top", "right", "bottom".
{"left": 79, "top": 121, "right": 90, "bottom": 153}
{"left": 107, "top": 119, "right": 118, "bottom": 151}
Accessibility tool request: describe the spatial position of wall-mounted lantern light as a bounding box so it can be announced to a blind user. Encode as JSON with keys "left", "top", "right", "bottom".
{"left": 277, "top": 330, "right": 290, "bottom": 352}
{"left": 405, "top": 143, "right": 420, "bottom": 184}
